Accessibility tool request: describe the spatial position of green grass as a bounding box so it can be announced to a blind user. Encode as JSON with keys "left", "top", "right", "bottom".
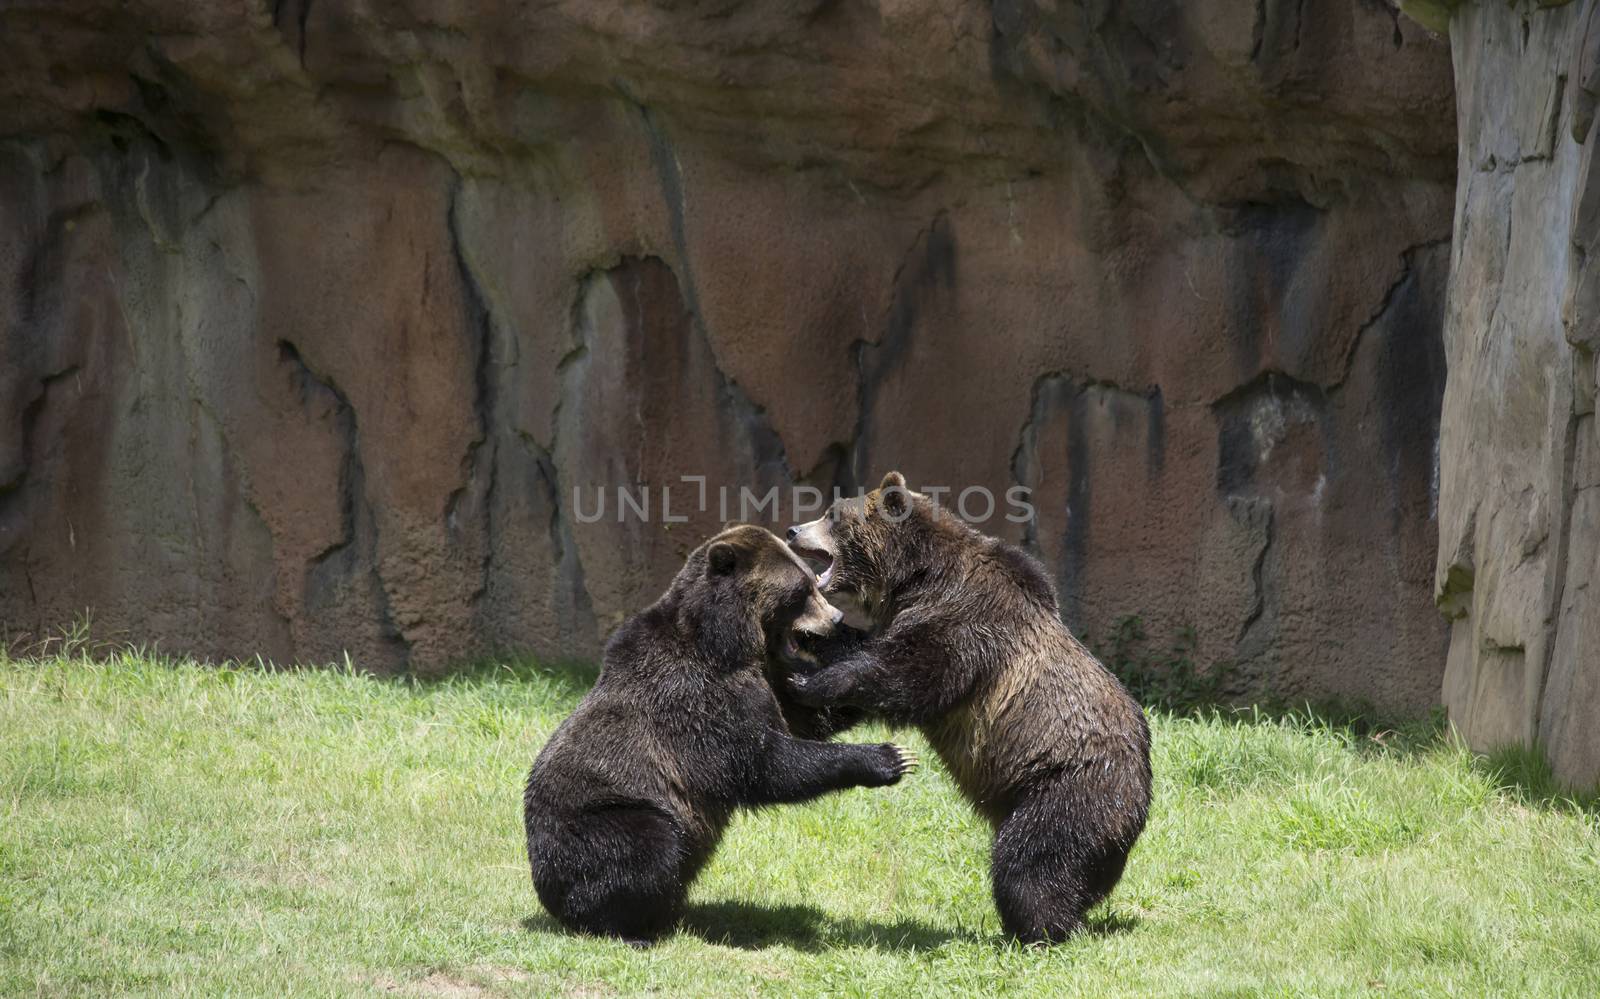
{"left": 2, "top": 651, "right": 1598, "bottom": 997}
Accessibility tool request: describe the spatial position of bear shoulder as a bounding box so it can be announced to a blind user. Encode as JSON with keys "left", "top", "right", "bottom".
{"left": 600, "top": 604, "right": 688, "bottom": 680}
{"left": 982, "top": 538, "right": 1059, "bottom": 612}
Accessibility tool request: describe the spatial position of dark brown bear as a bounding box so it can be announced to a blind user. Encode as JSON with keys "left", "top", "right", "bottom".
{"left": 522, "top": 524, "right": 918, "bottom": 945}
{"left": 785, "top": 472, "right": 1152, "bottom": 943}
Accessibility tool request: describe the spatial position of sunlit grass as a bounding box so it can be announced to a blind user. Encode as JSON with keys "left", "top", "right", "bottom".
{"left": 2, "top": 649, "right": 1596, "bottom": 996}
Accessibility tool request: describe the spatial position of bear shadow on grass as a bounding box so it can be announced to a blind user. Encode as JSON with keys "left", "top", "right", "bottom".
{"left": 520, "top": 902, "right": 962, "bottom": 952}
{"left": 680, "top": 900, "right": 962, "bottom": 952}
{"left": 522, "top": 902, "right": 1139, "bottom": 951}
{"left": 1081, "top": 910, "right": 1140, "bottom": 937}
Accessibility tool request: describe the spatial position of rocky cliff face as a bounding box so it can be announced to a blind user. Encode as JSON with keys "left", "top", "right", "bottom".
{"left": 2, "top": 1, "right": 1456, "bottom": 708}
{"left": 1431, "top": 0, "right": 1600, "bottom": 788}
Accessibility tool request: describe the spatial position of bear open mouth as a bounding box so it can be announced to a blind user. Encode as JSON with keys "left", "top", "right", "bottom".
{"left": 790, "top": 544, "right": 834, "bottom": 588}
{"left": 776, "top": 626, "right": 820, "bottom": 668}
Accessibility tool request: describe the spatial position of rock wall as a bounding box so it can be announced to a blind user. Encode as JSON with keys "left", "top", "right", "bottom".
{"left": 1430, "top": 0, "right": 1600, "bottom": 788}
{"left": 2, "top": 1, "right": 1457, "bottom": 708}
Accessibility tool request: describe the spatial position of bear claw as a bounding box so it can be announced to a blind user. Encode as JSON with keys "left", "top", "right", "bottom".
{"left": 889, "top": 744, "right": 919, "bottom": 775}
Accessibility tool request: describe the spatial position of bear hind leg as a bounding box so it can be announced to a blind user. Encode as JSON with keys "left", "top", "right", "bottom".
{"left": 532, "top": 803, "right": 688, "bottom": 945}
{"left": 990, "top": 792, "right": 1135, "bottom": 944}
{"left": 991, "top": 862, "right": 1088, "bottom": 944}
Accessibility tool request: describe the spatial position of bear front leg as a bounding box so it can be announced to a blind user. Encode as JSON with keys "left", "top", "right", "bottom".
{"left": 776, "top": 625, "right": 870, "bottom": 738}
{"left": 774, "top": 694, "right": 867, "bottom": 741}
{"left": 742, "top": 736, "right": 918, "bottom": 807}
{"left": 787, "top": 628, "right": 978, "bottom": 726}
{"left": 785, "top": 654, "right": 869, "bottom": 708}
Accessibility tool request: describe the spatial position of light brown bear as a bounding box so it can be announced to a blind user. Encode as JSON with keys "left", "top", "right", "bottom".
{"left": 786, "top": 472, "right": 1152, "bottom": 942}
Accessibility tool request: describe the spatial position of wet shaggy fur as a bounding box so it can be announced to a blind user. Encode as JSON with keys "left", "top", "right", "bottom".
{"left": 786, "top": 472, "right": 1153, "bottom": 943}
{"left": 522, "top": 525, "right": 916, "bottom": 945}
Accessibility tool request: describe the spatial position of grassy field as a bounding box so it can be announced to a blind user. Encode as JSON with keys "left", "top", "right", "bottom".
{"left": 2, "top": 650, "right": 1598, "bottom": 997}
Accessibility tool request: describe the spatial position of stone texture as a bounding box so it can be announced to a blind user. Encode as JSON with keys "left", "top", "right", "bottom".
{"left": 2, "top": 1, "right": 1455, "bottom": 707}
{"left": 1434, "top": 0, "right": 1600, "bottom": 789}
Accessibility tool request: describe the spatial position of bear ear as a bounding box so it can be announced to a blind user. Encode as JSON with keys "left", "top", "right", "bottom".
{"left": 707, "top": 541, "right": 738, "bottom": 577}
{"left": 879, "top": 470, "right": 908, "bottom": 518}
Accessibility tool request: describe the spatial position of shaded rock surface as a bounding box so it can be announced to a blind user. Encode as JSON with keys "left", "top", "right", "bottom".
{"left": 1433, "top": 0, "right": 1600, "bottom": 788}
{"left": 2, "top": 1, "right": 1455, "bottom": 710}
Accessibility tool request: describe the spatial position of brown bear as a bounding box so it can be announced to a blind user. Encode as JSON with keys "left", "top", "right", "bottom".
{"left": 785, "top": 472, "right": 1152, "bottom": 943}
{"left": 522, "top": 524, "right": 918, "bottom": 945}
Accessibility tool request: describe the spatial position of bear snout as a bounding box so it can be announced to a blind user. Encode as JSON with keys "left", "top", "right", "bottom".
{"left": 786, "top": 521, "right": 837, "bottom": 588}
{"left": 793, "top": 591, "right": 844, "bottom": 637}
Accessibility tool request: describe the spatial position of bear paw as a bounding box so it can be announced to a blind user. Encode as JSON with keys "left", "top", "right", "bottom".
{"left": 787, "top": 665, "right": 852, "bottom": 706}
{"left": 871, "top": 743, "right": 920, "bottom": 785}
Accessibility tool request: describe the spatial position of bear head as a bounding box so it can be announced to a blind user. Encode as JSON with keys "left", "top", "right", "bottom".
{"left": 784, "top": 471, "right": 942, "bottom": 627}
{"left": 677, "top": 523, "right": 844, "bottom": 669}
